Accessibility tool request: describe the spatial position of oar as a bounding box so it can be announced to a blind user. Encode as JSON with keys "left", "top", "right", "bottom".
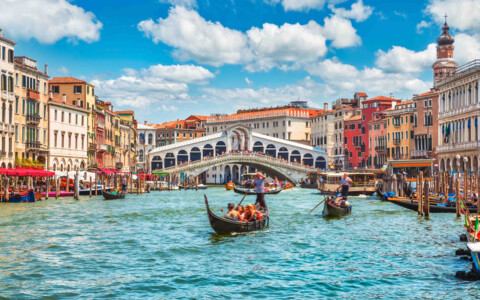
{"left": 237, "top": 186, "right": 253, "bottom": 207}
{"left": 309, "top": 186, "right": 340, "bottom": 214}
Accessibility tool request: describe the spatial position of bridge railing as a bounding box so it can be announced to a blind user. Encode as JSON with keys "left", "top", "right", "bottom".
{"left": 159, "top": 151, "right": 320, "bottom": 173}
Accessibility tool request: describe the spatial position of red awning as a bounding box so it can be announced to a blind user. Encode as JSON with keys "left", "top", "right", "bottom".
{"left": 109, "top": 169, "right": 119, "bottom": 173}
{"left": 100, "top": 168, "right": 113, "bottom": 174}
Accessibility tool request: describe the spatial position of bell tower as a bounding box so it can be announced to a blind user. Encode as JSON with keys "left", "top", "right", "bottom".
{"left": 432, "top": 14, "right": 457, "bottom": 84}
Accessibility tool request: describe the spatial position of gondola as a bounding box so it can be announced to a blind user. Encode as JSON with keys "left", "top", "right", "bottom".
{"left": 204, "top": 195, "right": 269, "bottom": 234}
{"left": 385, "top": 197, "right": 477, "bottom": 213}
{"left": 233, "top": 186, "right": 283, "bottom": 195}
{"left": 103, "top": 191, "right": 126, "bottom": 200}
{"left": 322, "top": 198, "right": 352, "bottom": 217}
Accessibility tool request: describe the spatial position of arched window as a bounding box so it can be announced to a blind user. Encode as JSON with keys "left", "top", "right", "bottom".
{"left": 139, "top": 149, "right": 144, "bottom": 162}
{"left": 148, "top": 134, "right": 153, "bottom": 145}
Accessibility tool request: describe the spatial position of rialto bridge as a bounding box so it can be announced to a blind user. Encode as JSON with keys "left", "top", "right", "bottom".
{"left": 146, "top": 124, "right": 328, "bottom": 182}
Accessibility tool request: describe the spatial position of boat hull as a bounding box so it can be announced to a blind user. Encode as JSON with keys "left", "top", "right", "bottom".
{"left": 467, "top": 242, "right": 480, "bottom": 275}
{"left": 385, "top": 197, "right": 476, "bottom": 213}
{"left": 204, "top": 195, "right": 269, "bottom": 234}
{"left": 233, "top": 186, "right": 282, "bottom": 195}
{"left": 7, "top": 191, "right": 36, "bottom": 203}
{"left": 323, "top": 201, "right": 352, "bottom": 217}
{"left": 103, "top": 191, "right": 126, "bottom": 200}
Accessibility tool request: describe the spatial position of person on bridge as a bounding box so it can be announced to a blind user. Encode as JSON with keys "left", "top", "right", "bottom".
{"left": 251, "top": 172, "right": 267, "bottom": 210}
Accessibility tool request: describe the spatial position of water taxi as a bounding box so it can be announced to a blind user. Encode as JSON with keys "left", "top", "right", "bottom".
{"left": 317, "top": 172, "right": 375, "bottom": 196}
{"left": 225, "top": 181, "right": 235, "bottom": 190}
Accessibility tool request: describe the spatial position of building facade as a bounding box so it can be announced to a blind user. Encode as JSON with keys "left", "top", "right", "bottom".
{"left": 344, "top": 114, "right": 363, "bottom": 169}
{"left": 311, "top": 104, "right": 334, "bottom": 168}
{"left": 156, "top": 115, "right": 207, "bottom": 147}
{"left": 137, "top": 122, "right": 156, "bottom": 172}
{"left": 385, "top": 101, "right": 415, "bottom": 160}
{"left": 368, "top": 111, "right": 387, "bottom": 169}
{"left": 0, "top": 31, "right": 15, "bottom": 168}
{"left": 412, "top": 91, "right": 439, "bottom": 160}
{"left": 47, "top": 95, "right": 88, "bottom": 171}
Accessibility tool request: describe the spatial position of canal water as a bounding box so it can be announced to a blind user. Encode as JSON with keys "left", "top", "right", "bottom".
{"left": 0, "top": 188, "right": 479, "bottom": 299}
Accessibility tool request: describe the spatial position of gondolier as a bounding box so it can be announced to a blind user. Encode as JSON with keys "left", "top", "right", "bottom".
{"left": 340, "top": 173, "right": 353, "bottom": 198}
{"left": 252, "top": 172, "right": 267, "bottom": 210}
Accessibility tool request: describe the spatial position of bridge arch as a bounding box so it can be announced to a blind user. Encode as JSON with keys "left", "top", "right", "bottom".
{"left": 303, "top": 153, "right": 314, "bottom": 166}
{"left": 290, "top": 150, "right": 301, "bottom": 163}
{"left": 178, "top": 150, "right": 189, "bottom": 164}
{"left": 152, "top": 156, "right": 163, "bottom": 170}
{"left": 278, "top": 147, "right": 289, "bottom": 160}
{"left": 190, "top": 147, "right": 201, "bottom": 162}
{"left": 265, "top": 144, "right": 276, "bottom": 157}
{"left": 253, "top": 141, "right": 264, "bottom": 153}
{"left": 165, "top": 152, "right": 176, "bottom": 168}
{"left": 224, "top": 165, "right": 232, "bottom": 182}
{"left": 232, "top": 165, "right": 240, "bottom": 182}
{"left": 203, "top": 144, "right": 214, "bottom": 157}
{"left": 315, "top": 156, "right": 326, "bottom": 169}
{"left": 216, "top": 141, "right": 226, "bottom": 155}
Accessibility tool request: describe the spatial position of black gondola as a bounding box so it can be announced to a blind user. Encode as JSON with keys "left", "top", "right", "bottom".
{"left": 103, "top": 191, "right": 126, "bottom": 200}
{"left": 385, "top": 197, "right": 477, "bottom": 213}
{"left": 204, "top": 195, "right": 269, "bottom": 234}
{"left": 233, "top": 186, "right": 283, "bottom": 195}
{"left": 323, "top": 200, "right": 352, "bottom": 217}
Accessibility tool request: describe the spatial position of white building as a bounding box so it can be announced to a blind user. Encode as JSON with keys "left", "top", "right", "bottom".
{"left": 311, "top": 103, "right": 334, "bottom": 168}
{"left": 137, "top": 122, "right": 157, "bottom": 172}
{"left": 47, "top": 95, "right": 88, "bottom": 171}
{"left": 0, "top": 30, "right": 16, "bottom": 168}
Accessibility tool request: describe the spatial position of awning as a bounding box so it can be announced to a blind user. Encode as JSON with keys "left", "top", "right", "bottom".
{"left": 152, "top": 171, "right": 169, "bottom": 176}
{"left": 100, "top": 168, "right": 113, "bottom": 174}
{"left": 109, "top": 169, "right": 119, "bottom": 173}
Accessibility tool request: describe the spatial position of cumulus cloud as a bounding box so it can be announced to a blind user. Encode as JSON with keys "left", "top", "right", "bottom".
{"left": 246, "top": 21, "right": 327, "bottom": 71}
{"left": 92, "top": 64, "right": 214, "bottom": 108}
{"left": 245, "top": 77, "right": 254, "bottom": 86}
{"left": 426, "top": 0, "right": 480, "bottom": 32}
{"left": 329, "top": 0, "right": 374, "bottom": 22}
{"left": 416, "top": 20, "right": 432, "bottom": 34}
{"left": 0, "top": 0, "right": 102, "bottom": 44}
{"left": 322, "top": 15, "right": 361, "bottom": 48}
{"left": 139, "top": 6, "right": 361, "bottom": 71}
{"left": 306, "top": 59, "right": 431, "bottom": 96}
{"left": 266, "top": 0, "right": 326, "bottom": 12}
{"left": 454, "top": 33, "right": 480, "bottom": 65}
{"left": 375, "top": 43, "right": 436, "bottom": 73}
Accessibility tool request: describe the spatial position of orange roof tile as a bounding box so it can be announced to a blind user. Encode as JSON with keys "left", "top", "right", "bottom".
{"left": 114, "top": 110, "right": 134, "bottom": 115}
{"left": 356, "top": 92, "right": 368, "bottom": 97}
{"left": 363, "top": 96, "right": 401, "bottom": 103}
{"left": 49, "top": 77, "right": 86, "bottom": 84}
{"left": 413, "top": 91, "right": 439, "bottom": 98}
{"left": 346, "top": 115, "right": 362, "bottom": 122}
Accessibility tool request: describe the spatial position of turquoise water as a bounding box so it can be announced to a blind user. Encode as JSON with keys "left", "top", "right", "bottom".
{"left": 0, "top": 188, "right": 478, "bottom": 299}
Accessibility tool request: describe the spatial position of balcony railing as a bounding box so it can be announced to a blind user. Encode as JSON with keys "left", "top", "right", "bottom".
{"left": 26, "top": 140, "right": 41, "bottom": 150}
{"left": 411, "top": 150, "right": 429, "bottom": 158}
{"left": 115, "top": 162, "right": 123, "bottom": 170}
{"left": 26, "top": 114, "right": 41, "bottom": 125}
{"left": 375, "top": 146, "right": 387, "bottom": 152}
{"left": 27, "top": 89, "right": 40, "bottom": 101}
{"left": 0, "top": 151, "right": 5, "bottom": 157}
{"left": 97, "top": 122, "right": 105, "bottom": 129}
{"left": 8, "top": 92, "right": 14, "bottom": 102}
{"left": 88, "top": 143, "right": 96, "bottom": 152}
{"left": 8, "top": 151, "right": 13, "bottom": 157}
{"left": 436, "top": 141, "right": 480, "bottom": 154}
{"left": 393, "top": 139, "right": 401, "bottom": 145}
{"left": 1, "top": 90, "right": 7, "bottom": 100}
{"left": 393, "top": 123, "right": 401, "bottom": 127}
{"left": 98, "top": 144, "right": 107, "bottom": 152}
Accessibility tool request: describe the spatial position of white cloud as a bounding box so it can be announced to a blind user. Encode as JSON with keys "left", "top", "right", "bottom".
{"left": 454, "top": 33, "right": 480, "bottom": 65}
{"left": 0, "top": 0, "right": 102, "bottom": 44}
{"left": 426, "top": 0, "right": 480, "bottom": 32}
{"left": 245, "top": 77, "right": 254, "bottom": 86}
{"left": 58, "top": 66, "right": 69, "bottom": 75}
{"left": 138, "top": 6, "right": 248, "bottom": 66}
{"left": 375, "top": 43, "right": 436, "bottom": 73}
{"left": 139, "top": 7, "right": 361, "bottom": 71}
{"left": 329, "top": 0, "right": 374, "bottom": 22}
{"left": 306, "top": 59, "right": 431, "bottom": 96}
{"left": 246, "top": 21, "right": 327, "bottom": 71}
{"left": 92, "top": 64, "right": 213, "bottom": 108}
{"left": 266, "top": 0, "right": 326, "bottom": 12}
{"left": 322, "top": 15, "right": 361, "bottom": 48}
{"left": 158, "top": 0, "right": 197, "bottom": 8}
{"left": 416, "top": 20, "right": 432, "bottom": 34}
{"left": 394, "top": 11, "right": 407, "bottom": 19}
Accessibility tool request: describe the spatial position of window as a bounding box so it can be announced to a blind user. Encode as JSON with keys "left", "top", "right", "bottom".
{"left": 62, "top": 133, "right": 65, "bottom": 147}
{"left": 14, "top": 125, "right": 18, "bottom": 142}
{"left": 68, "top": 134, "right": 71, "bottom": 148}
{"left": 54, "top": 110, "right": 57, "bottom": 121}
{"left": 15, "top": 97, "right": 18, "bottom": 114}
{"left": 68, "top": 113, "right": 71, "bottom": 123}
{"left": 43, "top": 130, "right": 46, "bottom": 145}
{"left": 75, "top": 135, "right": 78, "bottom": 149}
{"left": 22, "top": 126, "right": 25, "bottom": 142}
{"left": 362, "top": 103, "right": 369, "bottom": 109}
{"left": 429, "top": 99, "right": 432, "bottom": 107}
{"left": 75, "top": 114, "right": 78, "bottom": 125}
{"left": 81, "top": 135, "right": 84, "bottom": 149}
{"left": 74, "top": 85, "right": 82, "bottom": 94}
{"left": 61, "top": 112, "right": 64, "bottom": 122}
{"left": 51, "top": 86, "right": 60, "bottom": 94}
{"left": 87, "top": 86, "right": 90, "bottom": 95}
{"left": 424, "top": 100, "right": 427, "bottom": 108}
{"left": 288, "top": 120, "right": 291, "bottom": 126}
{"left": 44, "top": 105, "right": 46, "bottom": 119}
{"left": 22, "top": 99, "right": 25, "bottom": 115}
{"left": 21, "top": 75, "right": 26, "bottom": 88}
{"left": 81, "top": 116, "right": 84, "bottom": 126}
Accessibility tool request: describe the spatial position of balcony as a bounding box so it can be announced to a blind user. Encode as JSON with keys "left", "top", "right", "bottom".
{"left": 393, "top": 139, "right": 401, "bottom": 145}
{"left": 115, "top": 162, "right": 123, "bottom": 170}
{"left": 436, "top": 141, "right": 480, "bottom": 154}
{"left": 411, "top": 150, "right": 429, "bottom": 158}
{"left": 97, "top": 122, "right": 105, "bottom": 129}
{"left": 8, "top": 151, "right": 13, "bottom": 157}
{"left": 8, "top": 92, "right": 14, "bottom": 102}
{"left": 375, "top": 146, "right": 387, "bottom": 152}
{"left": 26, "top": 140, "right": 41, "bottom": 150}
{"left": 1, "top": 90, "right": 6, "bottom": 100}
{"left": 393, "top": 123, "right": 401, "bottom": 127}
{"left": 27, "top": 89, "right": 40, "bottom": 101}
{"left": 0, "top": 151, "right": 5, "bottom": 157}
{"left": 98, "top": 144, "right": 108, "bottom": 152}
{"left": 88, "top": 143, "right": 96, "bottom": 152}
{"left": 26, "top": 114, "right": 41, "bottom": 125}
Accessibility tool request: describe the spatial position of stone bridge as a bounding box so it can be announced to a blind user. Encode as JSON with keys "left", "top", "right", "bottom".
{"left": 158, "top": 152, "right": 321, "bottom": 182}
{"left": 145, "top": 124, "right": 328, "bottom": 181}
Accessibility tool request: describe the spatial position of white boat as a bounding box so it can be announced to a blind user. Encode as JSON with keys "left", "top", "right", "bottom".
{"left": 317, "top": 172, "right": 375, "bottom": 196}
{"left": 467, "top": 242, "right": 480, "bottom": 274}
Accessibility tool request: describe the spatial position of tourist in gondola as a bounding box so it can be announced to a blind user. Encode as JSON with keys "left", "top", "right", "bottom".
{"left": 243, "top": 204, "right": 264, "bottom": 222}
{"left": 223, "top": 203, "right": 239, "bottom": 221}
{"left": 236, "top": 205, "right": 246, "bottom": 221}
{"left": 251, "top": 172, "right": 267, "bottom": 210}
{"left": 340, "top": 173, "right": 353, "bottom": 198}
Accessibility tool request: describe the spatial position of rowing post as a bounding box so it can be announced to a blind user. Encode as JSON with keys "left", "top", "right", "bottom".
{"left": 464, "top": 171, "right": 467, "bottom": 208}
{"left": 168, "top": 175, "right": 171, "bottom": 191}
{"left": 129, "top": 173, "right": 132, "bottom": 193}
{"left": 74, "top": 170, "right": 79, "bottom": 200}
{"left": 456, "top": 177, "right": 460, "bottom": 217}
{"left": 424, "top": 179, "right": 430, "bottom": 217}
{"left": 46, "top": 176, "right": 50, "bottom": 200}
{"left": 196, "top": 176, "right": 198, "bottom": 191}
{"left": 55, "top": 178, "right": 59, "bottom": 199}
{"left": 66, "top": 174, "right": 69, "bottom": 193}
{"left": 89, "top": 177, "right": 92, "bottom": 197}
{"left": 137, "top": 174, "right": 140, "bottom": 195}
{"left": 417, "top": 174, "right": 422, "bottom": 216}
{"left": 4, "top": 176, "right": 9, "bottom": 202}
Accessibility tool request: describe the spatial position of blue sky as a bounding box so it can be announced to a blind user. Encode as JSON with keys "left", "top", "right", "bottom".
{"left": 2, "top": 0, "right": 480, "bottom": 123}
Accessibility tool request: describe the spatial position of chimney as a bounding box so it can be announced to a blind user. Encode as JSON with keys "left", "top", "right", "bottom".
{"left": 49, "top": 91, "right": 53, "bottom": 100}
{"left": 144, "top": 121, "right": 147, "bottom": 125}
{"left": 44, "top": 63, "right": 48, "bottom": 75}
{"left": 324, "top": 103, "right": 328, "bottom": 112}
{"left": 62, "top": 94, "right": 66, "bottom": 104}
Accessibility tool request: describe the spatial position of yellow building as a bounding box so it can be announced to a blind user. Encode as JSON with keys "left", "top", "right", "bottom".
{"left": 14, "top": 56, "right": 50, "bottom": 167}
{"left": 385, "top": 100, "right": 415, "bottom": 160}
{"left": 48, "top": 77, "right": 95, "bottom": 166}
{"left": 115, "top": 111, "right": 136, "bottom": 172}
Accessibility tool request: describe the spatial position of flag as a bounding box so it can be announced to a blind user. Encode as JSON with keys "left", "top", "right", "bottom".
{"left": 476, "top": 216, "right": 479, "bottom": 232}
{"left": 465, "top": 216, "right": 470, "bottom": 227}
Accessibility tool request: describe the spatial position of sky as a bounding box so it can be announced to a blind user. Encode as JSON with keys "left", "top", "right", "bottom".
{"left": 1, "top": 0, "right": 480, "bottom": 124}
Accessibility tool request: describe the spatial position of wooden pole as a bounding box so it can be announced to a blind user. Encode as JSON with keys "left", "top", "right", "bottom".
{"left": 74, "top": 170, "right": 79, "bottom": 200}
{"left": 456, "top": 177, "right": 460, "bottom": 218}
{"left": 196, "top": 176, "right": 198, "bottom": 191}
{"left": 55, "top": 178, "right": 59, "bottom": 199}
{"left": 137, "top": 173, "right": 140, "bottom": 195}
{"left": 89, "top": 177, "right": 92, "bottom": 197}
{"left": 46, "top": 176, "right": 50, "bottom": 200}
{"left": 66, "top": 175, "right": 69, "bottom": 193}
{"left": 424, "top": 179, "right": 430, "bottom": 217}
{"left": 5, "top": 176, "right": 9, "bottom": 202}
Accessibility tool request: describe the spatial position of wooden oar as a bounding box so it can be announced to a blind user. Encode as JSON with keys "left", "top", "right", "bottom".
{"left": 309, "top": 186, "right": 340, "bottom": 214}
{"left": 237, "top": 186, "right": 253, "bottom": 206}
